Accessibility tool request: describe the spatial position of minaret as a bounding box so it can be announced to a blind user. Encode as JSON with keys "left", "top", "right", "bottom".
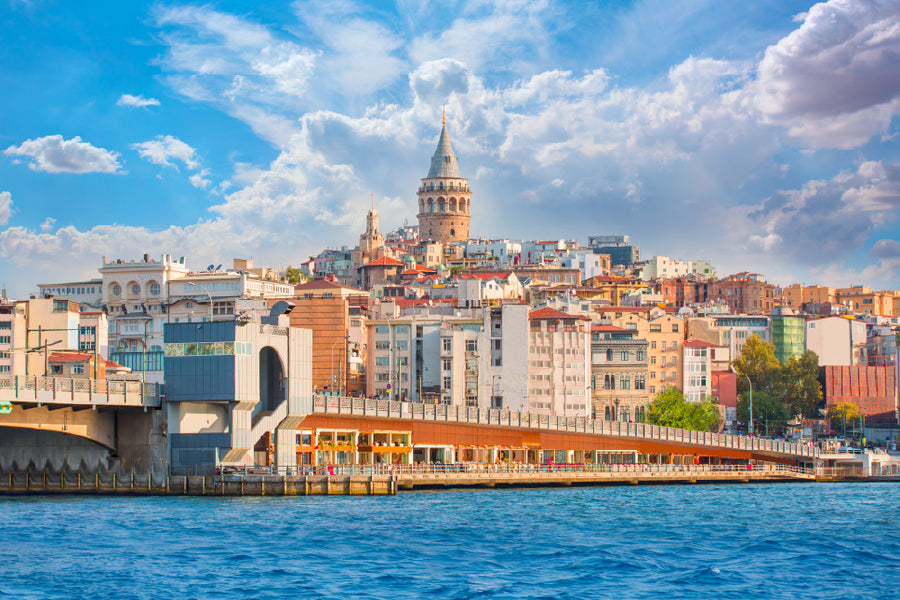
{"left": 416, "top": 109, "right": 472, "bottom": 243}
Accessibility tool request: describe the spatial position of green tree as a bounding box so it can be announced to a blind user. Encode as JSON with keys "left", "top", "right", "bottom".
{"left": 826, "top": 401, "right": 860, "bottom": 437}
{"left": 779, "top": 350, "right": 823, "bottom": 418}
{"left": 731, "top": 334, "right": 781, "bottom": 395}
{"left": 283, "top": 266, "right": 304, "bottom": 284}
{"left": 644, "top": 388, "right": 720, "bottom": 431}
{"left": 737, "top": 391, "right": 790, "bottom": 437}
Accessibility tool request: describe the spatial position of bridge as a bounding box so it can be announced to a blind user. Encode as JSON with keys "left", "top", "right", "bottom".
{"left": 302, "top": 395, "right": 818, "bottom": 466}
{"left": 0, "top": 376, "right": 165, "bottom": 475}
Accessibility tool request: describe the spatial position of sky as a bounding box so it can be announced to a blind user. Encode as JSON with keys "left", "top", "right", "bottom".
{"left": 1, "top": 0, "right": 900, "bottom": 297}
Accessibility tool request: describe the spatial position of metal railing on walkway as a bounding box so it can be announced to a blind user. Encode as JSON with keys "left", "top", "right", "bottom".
{"left": 211, "top": 462, "right": 814, "bottom": 479}
{"left": 311, "top": 395, "right": 817, "bottom": 459}
{"left": 0, "top": 375, "right": 159, "bottom": 407}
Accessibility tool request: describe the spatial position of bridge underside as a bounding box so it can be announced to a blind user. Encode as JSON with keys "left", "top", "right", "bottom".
{"left": 0, "top": 404, "right": 167, "bottom": 477}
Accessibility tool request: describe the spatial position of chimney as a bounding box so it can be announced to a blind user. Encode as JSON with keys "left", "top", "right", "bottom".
{"left": 143, "top": 253, "right": 150, "bottom": 262}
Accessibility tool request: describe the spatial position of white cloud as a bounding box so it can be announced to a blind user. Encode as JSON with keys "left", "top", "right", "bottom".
{"left": 0, "top": 192, "right": 11, "bottom": 226}
{"left": 751, "top": 0, "right": 900, "bottom": 148}
{"left": 153, "top": 5, "right": 318, "bottom": 145}
{"left": 189, "top": 169, "right": 212, "bottom": 189}
{"left": 4, "top": 135, "right": 123, "bottom": 174}
{"left": 744, "top": 161, "right": 900, "bottom": 266}
{"left": 40, "top": 217, "right": 55, "bottom": 232}
{"left": 131, "top": 135, "right": 200, "bottom": 170}
{"left": 117, "top": 94, "right": 161, "bottom": 108}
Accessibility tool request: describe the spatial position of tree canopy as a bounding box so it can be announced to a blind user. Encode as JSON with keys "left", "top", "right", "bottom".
{"left": 644, "top": 387, "right": 720, "bottom": 432}
{"left": 737, "top": 391, "right": 790, "bottom": 436}
{"left": 732, "top": 335, "right": 823, "bottom": 419}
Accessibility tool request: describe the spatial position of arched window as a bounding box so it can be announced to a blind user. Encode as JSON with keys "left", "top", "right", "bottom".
{"left": 439, "top": 199, "right": 445, "bottom": 212}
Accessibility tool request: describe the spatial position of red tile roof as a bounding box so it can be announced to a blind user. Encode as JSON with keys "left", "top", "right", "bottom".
{"left": 529, "top": 306, "right": 589, "bottom": 321}
{"left": 683, "top": 340, "right": 720, "bottom": 348}
{"left": 591, "top": 324, "right": 629, "bottom": 333}
{"left": 49, "top": 352, "right": 94, "bottom": 363}
{"left": 364, "top": 256, "right": 405, "bottom": 267}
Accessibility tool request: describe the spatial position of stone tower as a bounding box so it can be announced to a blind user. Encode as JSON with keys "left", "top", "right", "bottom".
{"left": 417, "top": 115, "right": 472, "bottom": 243}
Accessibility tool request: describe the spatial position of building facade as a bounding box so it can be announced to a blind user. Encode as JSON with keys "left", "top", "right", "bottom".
{"left": 590, "top": 325, "right": 650, "bottom": 421}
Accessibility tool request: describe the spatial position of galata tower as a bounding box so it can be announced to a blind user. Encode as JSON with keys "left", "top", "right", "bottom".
{"left": 416, "top": 114, "right": 472, "bottom": 243}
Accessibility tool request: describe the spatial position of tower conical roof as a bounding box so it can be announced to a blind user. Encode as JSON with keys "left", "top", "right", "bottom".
{"left": 426, "top": 125, "right": 461, "bottom": 178}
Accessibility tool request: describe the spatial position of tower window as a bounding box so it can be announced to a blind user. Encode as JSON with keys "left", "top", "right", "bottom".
{"left": 451, "top": 229, "right": 455, "bottom": 236}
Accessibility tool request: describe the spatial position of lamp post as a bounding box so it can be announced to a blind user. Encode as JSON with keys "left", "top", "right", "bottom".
{"left": 734, "top": 370, "right": 753, "bottom": 436}
{"left": 331, "top": 335, "right": 349, "bottom": 397}
{"left": 186, "top": 282, "right": 213, "bottom": 322}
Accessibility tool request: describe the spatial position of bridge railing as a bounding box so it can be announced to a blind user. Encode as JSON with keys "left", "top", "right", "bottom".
{"left": 311, "top": 395, "right": 817, "bottom": 459}
{"left": 214, "top": 462, "right": 815, "bottom": 478}
{"left": 0, "top": 375, "right": 160, "bottom": 407}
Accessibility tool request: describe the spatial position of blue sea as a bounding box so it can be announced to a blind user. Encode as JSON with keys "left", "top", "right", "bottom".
{"left": 2, "top": 482, "right": 899, "bottom": 599}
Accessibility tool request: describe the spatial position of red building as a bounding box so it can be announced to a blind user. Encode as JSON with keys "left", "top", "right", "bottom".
{"left": 821, "top": 366, "right": 898, "bottom": 424}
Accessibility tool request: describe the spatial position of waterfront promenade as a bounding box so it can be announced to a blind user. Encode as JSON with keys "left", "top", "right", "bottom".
{"left": 1, "top": 462, "right": 819, "bottom": 496}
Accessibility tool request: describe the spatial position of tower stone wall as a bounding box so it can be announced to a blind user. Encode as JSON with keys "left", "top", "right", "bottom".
{"left": 416, "top": 122, "right": 472, "bottom": 243}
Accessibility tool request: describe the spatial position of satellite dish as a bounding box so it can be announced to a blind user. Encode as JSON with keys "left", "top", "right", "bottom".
{"left": 207, "top": 264, "right": 215, "bottom": 271}
{"left": 215, "top": 264, "right": 222, "bottom": 271}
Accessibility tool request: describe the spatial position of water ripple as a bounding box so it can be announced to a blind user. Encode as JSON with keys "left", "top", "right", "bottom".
{"left": 1, "top": 483, "right": 899, "bottom": 599}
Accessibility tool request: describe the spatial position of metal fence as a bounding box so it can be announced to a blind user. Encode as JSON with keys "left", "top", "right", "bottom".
{"left": 210, "top": 462, "right": 814, "bottom": 478}
{"left": 0, "top": 375, "right": 159, "bottom": 405}
{"left": 311, "top": 395, "right": 817, "bottom": 459}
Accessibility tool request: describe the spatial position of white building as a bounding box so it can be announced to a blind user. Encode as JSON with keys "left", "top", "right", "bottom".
{"left": 527, "top": 307, "right": 591, "bottom": 417}
{"left": 366, "top": 303, "right": 529, "bottom": 410}
{"left": 682, "top": 340, "right": 717, "bottom": 403}
{"left": 639, "top": 256, "right": 716, "bottom": 281}
{"left": 806, "top": 316, "right": 868, "bottom": 366}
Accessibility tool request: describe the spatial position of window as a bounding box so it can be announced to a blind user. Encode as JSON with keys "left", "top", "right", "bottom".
{"left": 661, "top": 357, "right": 666, "bottom": 366}
{"left": 112, "top": 284, "right": 121, "bottom": 296}
{"left": 131, "top": 283, "right": 141, "bottom": 296}
{"left": 606, "top": 349, "right": 613, "bottom": 362}
{"left": 72, "top": 365, "right": 84, "bottom": 375}
{"left": 672, "top": 324, "right": 679, "bottom": 332}
{"left": 635, "top": 374, "right": 646, "bottom": 390}
{"left": 375, "top": 341, "right": 389, "bottom": 350}
{"left": 626, "top": 323, "right": 637, "bottom": 330}
{"left": 375, "top": 357, "right": 389, "bottom": 366}
{"left": 650, "top": 324, "right": 661, "bottom": 332}
{"left": 374, "top": 325, "right": 388, "bottom": 334}
{"left": 661, "top": 341, "right": 667, "bottom": 351}
{"left": 51, "top": 365, "right": 63, "bottom": 375}
{"left": 620, "top": 350, "right": 628, "bottom": 361}
{"left": 149, "top": 282, "right": 161, "bottom": 296}
{"left": 650, "top": 357, "right": 656, "bottom": 365}
{"left": 651, "top": 341, "right": 656, "bottom": 349}
{"left": 396, "top": 341, "right": 408, "bottom": 351}
{"left": 671, "top": 357, "right": 677, "bottom": 366}
{"left": 442, "top": 376, "right": 451, "bottom": 389}
{"left": 442, "top": 359, "right": 451, "bottom": 372}
{"left": 53, "top": 300, "right": 68, "bottom": 312}
{"left": 0, "top": 336, "right": 10, "bottom": 345}
{"left": 672, "top": 341, "right": 678, "bottom": 350}
{"left": 636, "top": 350, "right": 644, "bottom": 361}
{"left": 442, "top": 338, "right": 451, "bottom": 353}
{"left": 466, "top": 340, "right": 477, "bottom": 352}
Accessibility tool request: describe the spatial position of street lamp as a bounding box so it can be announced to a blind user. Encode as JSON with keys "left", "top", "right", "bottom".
{"left": 331, "top": 335, "right": 349, "bottom": 397}
{"left": 734, "top": 369, "right": 753, "bottom": 436}
{"left": 185, "top": 282, "right": 213, "bottom": 322}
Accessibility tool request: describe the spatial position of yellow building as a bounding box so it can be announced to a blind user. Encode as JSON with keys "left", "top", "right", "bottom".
{"left": 835, "top": 285, "right": 894, "bottom": 316}
{"left": 595, "top": 306, "right": 685, "bottom": 396}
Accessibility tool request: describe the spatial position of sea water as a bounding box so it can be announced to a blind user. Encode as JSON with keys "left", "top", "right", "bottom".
{"left": 2, "top": 482, "right": 899, "bottom": 599}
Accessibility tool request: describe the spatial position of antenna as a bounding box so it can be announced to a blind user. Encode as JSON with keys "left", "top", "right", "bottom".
{"left": 442, "top": 105, "right": 446, "bottom": 125}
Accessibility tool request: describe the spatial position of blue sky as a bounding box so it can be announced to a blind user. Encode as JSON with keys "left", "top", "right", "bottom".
{"left": 2, "top": 0, "right": 899, "bottom": 296}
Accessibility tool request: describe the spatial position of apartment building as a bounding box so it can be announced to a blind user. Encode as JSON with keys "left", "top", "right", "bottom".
{"left": 682, "top": 340, "right": 716, "bottom": 403}
{"left": 806, "top": 316, "right": 868, "bottom": 366}
{"left": 770, "top": 307, "right": 806, "bottom": 364}
{"left": 590, "top": 325, "right": 650, "bottom": 422}
{"left": 687, "top": 315, "right": 770, "bottom": 362}
{"left": 597, "top": 306, "right": 685, "bottom": 396}
{"left": 528, "top": 307, "right": 591, "bottom": 417}
{"left": 709, "top": 273, "right": 774, "bottom": 314}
